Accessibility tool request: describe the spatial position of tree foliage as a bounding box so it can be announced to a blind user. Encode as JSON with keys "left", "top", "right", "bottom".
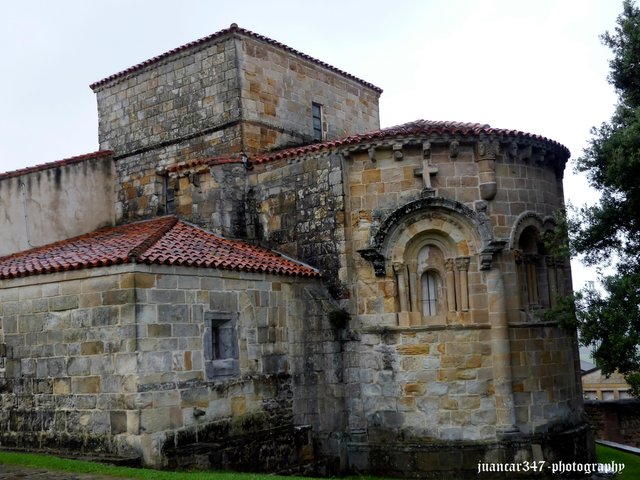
{"left": 571, "top": 0, "right": 640, "bottom": 395}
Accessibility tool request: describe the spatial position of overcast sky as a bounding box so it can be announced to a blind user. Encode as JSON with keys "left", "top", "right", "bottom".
{"left": 0, "top": 0, "right": 624, "bottom": 287}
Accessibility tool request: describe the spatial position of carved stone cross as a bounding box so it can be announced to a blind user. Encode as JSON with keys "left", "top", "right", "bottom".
{"left": 414, "top": 161, "right": 438, "bottom": 189}
{"left": 413, "top": 141, "right": 438, "bottom": 192}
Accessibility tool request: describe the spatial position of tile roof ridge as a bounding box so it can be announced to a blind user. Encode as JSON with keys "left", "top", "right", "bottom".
{"left": 128, "top": 216, "right": 179, "bottom": 261}
{"left": 0, "top": 150, "right": 113, "bottom": 181}
{"left": 90, "top": 24, "right": 382, "bottom": 93}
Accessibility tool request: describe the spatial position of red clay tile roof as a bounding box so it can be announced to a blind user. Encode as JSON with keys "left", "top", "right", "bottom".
{"left": 250, "top": 119, "right": 571, "bottom": 164}
{"left": 90, "top": 24, "right": 382, "bottom": 93}
{"left": 0, "top": 217, "right": 319, "bottom": 280}
{"left": 0, "top": 151, "right": 113, "bottom": 181}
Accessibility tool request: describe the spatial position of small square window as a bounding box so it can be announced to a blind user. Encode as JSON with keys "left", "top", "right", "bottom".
{"left": 204, "top": 313, "right": 239, "bottom": 379}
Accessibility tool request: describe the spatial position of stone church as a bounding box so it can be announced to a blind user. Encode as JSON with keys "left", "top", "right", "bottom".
{"left": 0, "top": 24, "right": 593, "bottom": 477}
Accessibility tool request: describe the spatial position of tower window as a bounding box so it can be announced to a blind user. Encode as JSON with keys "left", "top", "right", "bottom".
{"left": 312, "top": 102, "right": 324, "bottom": 142}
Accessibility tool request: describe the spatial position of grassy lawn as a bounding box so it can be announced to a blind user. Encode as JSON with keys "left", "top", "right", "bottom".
{"left": 0, "top": 450, "right": 388, "bottom": 480}
{"left": 596, "top": 443, "right": 640, "bottom": 480}
{"left": 0, "top": 450, "right": 316, "bottom": 480}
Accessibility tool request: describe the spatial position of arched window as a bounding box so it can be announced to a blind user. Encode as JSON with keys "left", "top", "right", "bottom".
{"left": 421, "top": 271, "right": 439, "bottom": 317}
{"left": 516, "top": 225, "right": 550, "bottom": 311}
{"left": 390, "top": 221, "right": 474, "bottom": 326}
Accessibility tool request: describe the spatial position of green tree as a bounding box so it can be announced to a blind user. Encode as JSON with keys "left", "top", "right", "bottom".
{"left": 571, "top": 0, "right": 640, "bottom": 396}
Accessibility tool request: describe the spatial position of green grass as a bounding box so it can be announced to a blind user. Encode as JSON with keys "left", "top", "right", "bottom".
{"left": 0, "top": 450, "right": 314, "bottom": 479}
{"left": 596, "top": 443, "right": 640, "bottom": 480}
{"left": 0, "top": 450, "right": 387, "bottom": 480}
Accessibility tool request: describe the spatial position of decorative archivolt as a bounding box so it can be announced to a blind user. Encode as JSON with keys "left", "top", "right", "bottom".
{"left": 357, "top": 197, "right": 505, "bottom": 326}
{"left": 358, "top": 197, "right": 503, "bottom": 277}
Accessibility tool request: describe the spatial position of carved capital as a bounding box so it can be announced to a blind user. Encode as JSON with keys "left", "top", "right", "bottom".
{"left": 445, "top": 258, "right": 456, "bottom": 272}
{"left": 455, "top": 257, "right": 470, "bottom": 271}
{"left": 513, "top": 248, "right": 523, "bottom": 263}
{"left": 358, "top": 248, "right": 386, "bottom": 277}
{"left": 392, "top": 262, "right": 405, "bottom": 273}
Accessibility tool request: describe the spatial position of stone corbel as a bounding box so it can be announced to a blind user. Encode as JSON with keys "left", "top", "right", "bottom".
{"left": 476, "top": 140, "right": 499, "bottom": 201}
{"left": 520, "top": 145, "right": 533, "bottom": 162}
{"left": 422, "top": 141, "right": 431, "bottom": 160}
{"left": 368, "top": 146, "right": 377, "bottom": 163}
{"left": 358, "top": 248, "right": 386, "bottom": 277}
{"left": 393, "top": 143, "right": 404, "bottom": 161}
{"left": 188, "top": 172, "right": 200, "bottom": 187}
{"left": 479, "top": 240, "right": 507, "bottom": 270}
{"left": 449, "top": 140, "right": 459, "bottom": 158}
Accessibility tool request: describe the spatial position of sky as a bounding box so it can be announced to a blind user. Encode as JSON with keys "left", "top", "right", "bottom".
{"left": 0, "top": 0, "right": 624, "bottom": 288}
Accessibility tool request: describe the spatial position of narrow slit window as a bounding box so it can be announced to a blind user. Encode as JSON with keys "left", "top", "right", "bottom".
{"left": 312, "top": 102, "right": 324, "bottom": 142}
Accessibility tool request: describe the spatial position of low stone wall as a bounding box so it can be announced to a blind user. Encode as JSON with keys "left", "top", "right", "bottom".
{"left": 585, "top": 399, "right": 640, "bottom": 447}
{"left": 348, "top": 422, "right": 595, "bottom": 479}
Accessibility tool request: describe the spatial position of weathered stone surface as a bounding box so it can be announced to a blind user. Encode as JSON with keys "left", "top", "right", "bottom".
{"left": 0, "top": 24, "right": 590, "bottom": 480}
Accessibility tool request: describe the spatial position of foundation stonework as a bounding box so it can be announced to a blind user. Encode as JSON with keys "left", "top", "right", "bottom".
{"left": 0, "top": 25, "right": 593, "bottom": 477}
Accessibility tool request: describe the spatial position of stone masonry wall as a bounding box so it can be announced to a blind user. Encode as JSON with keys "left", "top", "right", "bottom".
{"left": 94, "top": 36, "right": 241, "bottom": 157}
{"left": 509, "top": 324, "right": 583, "bottom": 434}
{"left": 238, "top": 36, "right": 380, "bottom": 152}
{"left": 350, "top": 325, "right": 496, "bottom": 443}
{"left": 95, "top": 30, "right": 380, "bottom": 225}
{"left": 114, "top": 127, "right": 245, "bottom": 224}
{"left": 0, "top": 264, "right": 342, "bottom": 470}
{"left": 343, "top": 142, "right": 567, "bottom": 323}
{"left": 584, "top": 400, "right": 640, "bottom": 447}
{"left": 339, "top": 138, "right": 581, "bottom": 459}
{"left": 245, "top": 153, "right": 347, "bottom": 297}
{"left": 0, "top": 266, "right": 140, "bottom": 457}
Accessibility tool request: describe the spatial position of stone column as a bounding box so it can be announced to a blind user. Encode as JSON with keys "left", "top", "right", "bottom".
{"left": 525, "top": 254, "right": 539, "bottom": 306}
{"left": 546, "top": 256, "right": 557, "bottom": 308}
{"left": 456, "top": 257, "right": 470, "bottom": 311}
{"left": 487, "top": 267, "right": 518, "bottom": 436}
{"left": 407, "top": 261, "right": 421, "bottom": 326}
{"left": 393, "top": 263, "right": 409, "bottom": 312}
{"left": 513, "top": 249, "right": 526, "bottom": 310}
{"left": 445, "top": 259, "right": 457, "bottom": 313}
